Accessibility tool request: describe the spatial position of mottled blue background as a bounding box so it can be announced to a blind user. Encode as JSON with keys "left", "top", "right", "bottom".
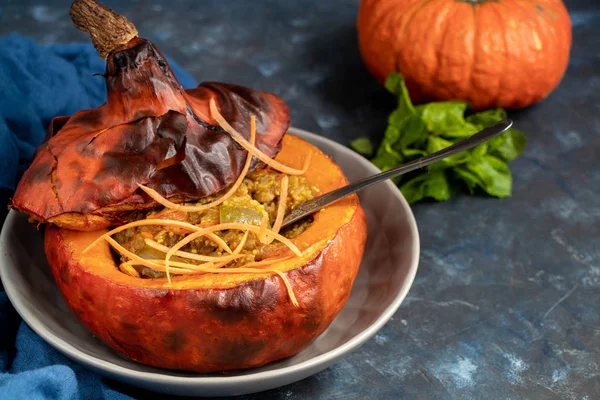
{"left": 1, "top": 0, "right": 599, "bottom": 399}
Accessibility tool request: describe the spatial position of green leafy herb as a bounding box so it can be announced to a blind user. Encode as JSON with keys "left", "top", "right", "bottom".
{"left": 350, "top": 137, "right": 374, "bottom": 157}
{"left": 350, "top": 72, "right": 526, "bottom": 204}
{"left": 400, "top": 170, "right": 452, "bottom": 204}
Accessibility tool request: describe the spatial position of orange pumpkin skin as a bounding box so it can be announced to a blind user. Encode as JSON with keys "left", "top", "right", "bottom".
{"left": 357, "top": 0, "right": 572, "bottom": 110}
{"left": 43, "top": 134, "right": 367, "bottom": 373}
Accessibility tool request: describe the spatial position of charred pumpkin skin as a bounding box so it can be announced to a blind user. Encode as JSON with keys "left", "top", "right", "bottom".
{"left": 12, "top": 37, "right": 290, "bottom": 230}
{"left": 44, "top": 135, "right": 368, "bottom": 373}
{"left": 357, "top": 0, "right": 572, "bottom": 110}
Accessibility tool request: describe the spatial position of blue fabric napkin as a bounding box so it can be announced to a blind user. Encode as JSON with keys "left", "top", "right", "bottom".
{"left": 0, "top": 33, "right": 197, "bottom": 400}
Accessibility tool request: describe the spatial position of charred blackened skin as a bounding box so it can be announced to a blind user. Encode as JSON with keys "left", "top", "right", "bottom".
{"left": 11, "top": 37, "right": 290, "bottom": 230}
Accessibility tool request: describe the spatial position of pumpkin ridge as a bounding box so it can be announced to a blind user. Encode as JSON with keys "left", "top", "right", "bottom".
{"left": 398, "top": 0, "right": 440, "bottom": 99}
{"left": 506, "top": 0, "right": 550, "bottom": 105}
{"left": 365, "top": 0, "right": 414, "bottom": 80}
{"left": 488, "top": 3, "right": 508, "bottom": 106}
{"left": 511, "top": 0, "right": 541, "bottom": 104}
{"left": 435, "top": 1, "right": 462, "bottom": 98}
{"left": 423, "top": 0, "right": 450, "bottom": 93}
{"left": 468, "top": 0, "right": 479, "bottom": 105}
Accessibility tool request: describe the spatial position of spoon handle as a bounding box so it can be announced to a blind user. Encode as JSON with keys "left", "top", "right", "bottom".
{"left": 281, "top": 119, "right": 513, "bottom": 228}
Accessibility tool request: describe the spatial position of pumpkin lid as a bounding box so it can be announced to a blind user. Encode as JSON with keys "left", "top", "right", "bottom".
{"left": 11, "top": 0, "right": 290, "bottom": 230}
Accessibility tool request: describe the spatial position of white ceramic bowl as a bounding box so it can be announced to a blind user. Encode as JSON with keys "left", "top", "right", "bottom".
{"left": 0, "top": 127, "right": 419, "bottom": 397}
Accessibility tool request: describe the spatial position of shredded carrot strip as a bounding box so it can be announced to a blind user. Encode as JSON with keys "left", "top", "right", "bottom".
{"left": 162, "top": 228, "right": 245, "bottom": 281}
{"left": 210, "top": 223, "right": 301, "bottom": 256}
{"left": 129, "top": 259, "right": 298, "bottom": 305}
{"left": 234, "top": 231, "right": 249, "bottom": 254}
{"left": 104, "top": 237, "right": 161, "bottom": 269}
{"left": 209, "top": 98, "right": 311, "bottom": 176}
{"left": 257, "top": 214, "right": 269, "bottom": 244}
{"left": 267, "top": 175, "right": 288, "bottom": 244}
{"left": 148, "top": 260, "right": 214, "bottom": 270}
{"left": 140, "top": 257, "right": 235, "bottom": 272}
{"left": 137, "top": 115, "right": 257, "bottom": 213}
{"left": 82, "top": 219, "right": 232, "bottom": 255}
{"left": 212, "top": 259, "right": 236, "bottom": 269}
{"left": 104, "top": 237, "right": 193, "bottom": 275}
{"left": 162, "top": 223, "right": 300, "bottom": 267}
{"left": 150, "top": 255, "right": 292, "bottom": 271}
{"left": 165, "top": 232, "right": 208, "bottom": 281}
{"left": 163, "top": 222, "right": 302, "bottom": 282}
{"left": 149, "top": 259, "right": 237, "bottom": 272}
{"left": 124, "top": 253, "right": 298, "bottom": 305}
{"left": 272, "top": 269, "right": 299, "bottom": 307}
{"left": 119, "top": 263, "right": 141, "bottom": 278}
{"left": 243, "top": 256, "right": 292, "bottom": 268}
{"left": 123, "top": 261, "right": 204, "bottom": 274}
{"left": 144, "top": 239, "right": 242, "bottom": 262}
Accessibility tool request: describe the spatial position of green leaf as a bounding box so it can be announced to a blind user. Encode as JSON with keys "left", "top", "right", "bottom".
{"left": 392, "top": 115, "right": 427, "bottom": 151}
{"left": 372, "top": 142, "right": 403, "bottom": 172}
{"left": 380, "top": 74, "right": 426, "bottom": 154}
{"left": 384, "top": 73, "right": 416, "bottom": 118}
{"left": 380, "top": 125, "right": 401, "bottom": 148}
{"left": 401, "top": 148, "right": 428, "bottom": 159}
{"left": 425, "top": 136, "right": 471, "bottom": 169}
{"left": 399, "top": 170, "right": 453, "bottom": 204}
{"left": 488, "top": 128, "right": 527, "bottom": 162}
{"left": 439, "top": 122, "right": 481, "bottom": 138}
{"left": 459, "top": 155, "right": 512, "bottom": 198}
{"left": 388, "top": 108, "right": 411, "bottom": 131}
{"left": 453, "top": 166, "right": 484, "bottom": 194}
{"left": 373, "top": 126, "right": 400, "bottom": 160}
{"left": 350, "top": 137, "right": 374, "bottom": 157}
{"left": 419, "top": 101, "right": 469, "bottom": 134}
{"left": 466, "top": 108, "right": 507, "bottom": 126}
{"left": 372, "top": 125, "right": 404, "bottom": 171}
{"left": 471, "top": 142, "right": 489, "bottom": 158}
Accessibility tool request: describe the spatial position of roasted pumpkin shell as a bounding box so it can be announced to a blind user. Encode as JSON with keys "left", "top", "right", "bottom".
{"left": 44, "top": 134, "right": 368, "bottom": 373}
{"left": 11, "top": 36, "right": 290, "bottom": 231}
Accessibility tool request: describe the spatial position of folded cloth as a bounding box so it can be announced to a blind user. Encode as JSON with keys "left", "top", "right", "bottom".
{"left": 0, "top": 33, "right": 197, "bottom": 400}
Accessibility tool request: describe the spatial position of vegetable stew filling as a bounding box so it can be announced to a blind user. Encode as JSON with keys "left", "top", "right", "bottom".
{"left": 83, "top": 107, "right": 314, "bottom": 306}
{"left": 112, "top": 167, "right": 316, "bottom": 279}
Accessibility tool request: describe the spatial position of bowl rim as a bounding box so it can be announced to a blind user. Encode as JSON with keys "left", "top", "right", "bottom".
{"left": 0, "top": 126, "right": 420, "bottom": 388}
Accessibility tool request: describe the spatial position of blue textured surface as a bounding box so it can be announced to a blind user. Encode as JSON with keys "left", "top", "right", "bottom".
{"left": 0, "top": 0, "right": 599, "bottom": 399}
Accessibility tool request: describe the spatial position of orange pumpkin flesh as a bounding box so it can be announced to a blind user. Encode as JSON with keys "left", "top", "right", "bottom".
{"left": 357, "top": 0, "right": 572, "bottom": 110}
{"left": 44, "top": 134, "right": 368, "bottom": 373}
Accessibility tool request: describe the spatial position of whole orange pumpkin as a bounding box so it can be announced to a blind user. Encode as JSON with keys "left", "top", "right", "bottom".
{"left": 357, "top": 0, "right": 572, "bottom": 110}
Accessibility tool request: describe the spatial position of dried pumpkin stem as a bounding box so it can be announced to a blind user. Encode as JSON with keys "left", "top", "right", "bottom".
{"left": 70, "top": 0, "right": 138, "bottom": 59}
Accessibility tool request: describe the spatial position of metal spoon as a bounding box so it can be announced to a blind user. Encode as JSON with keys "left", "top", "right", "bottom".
{"left": 281, "top": 119, "right": 513, "bottom": 228}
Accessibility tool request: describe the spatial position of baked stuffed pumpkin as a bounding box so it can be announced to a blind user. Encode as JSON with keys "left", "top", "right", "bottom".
{"left": 12, "top": 0, "right": 367, "bottom": 373}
